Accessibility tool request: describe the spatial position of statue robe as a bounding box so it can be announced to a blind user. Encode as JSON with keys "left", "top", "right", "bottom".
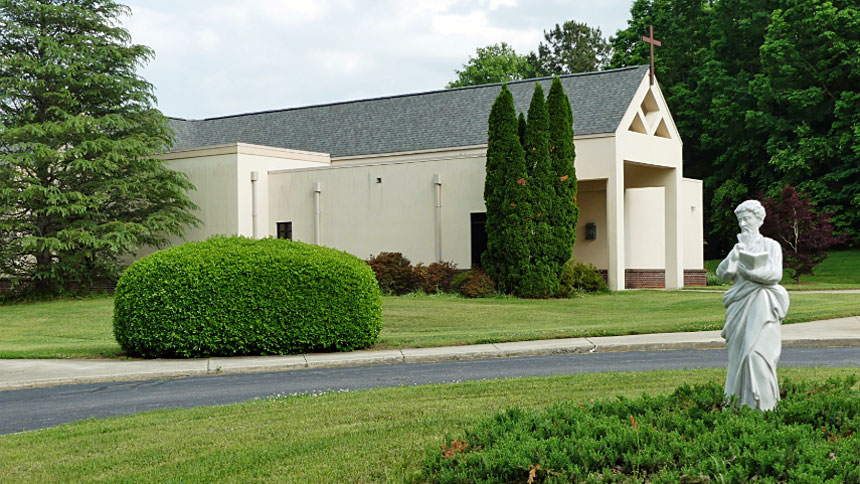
{"left": 716, "top": 236, "right": 789, "bottom": 411}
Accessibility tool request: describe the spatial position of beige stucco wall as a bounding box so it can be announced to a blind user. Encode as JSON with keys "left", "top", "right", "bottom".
{"left": 236, "top": 151, "right": 330, "bottom": 239}
{"left": 682, "top": 178, "right": 704, "bottom": 269}
{"left": 573, "top": 136, "right": 614, "bottom": 180}
{"left": 268, "top": 151, "right": 486, "bottom": 267}
{"left": 572, "top": 180, "right": 608, "bottom": 269}
{"left": 153, "top": 143, "right": 330, "bottom": 250}
{"left": 625, "top": 187, "right": 665, "bottom": 269}
{"left": 158, "top": 152, "right": 239, "bottom": 245}
{"left": 621, "top": 181, "right": 703, "bottom": 271}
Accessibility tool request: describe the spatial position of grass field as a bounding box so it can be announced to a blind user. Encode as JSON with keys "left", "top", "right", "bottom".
{"left": 2, "top": 290, "right": 859, "bottom": 359}
{"left": 704, "top": 249, "right": 860, "bottom": 290}
{"left": 1, "top": 367, "right": 857, "bottom": 483}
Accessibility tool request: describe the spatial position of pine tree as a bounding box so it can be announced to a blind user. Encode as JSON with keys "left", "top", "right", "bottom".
{"left": 519, "top": 83, "right": 558, "bottom": 298}
{"left": 546, "top": 77, "right": 578, "bottom": 272}
{"left": 481, "top": 85, "right": 530, "bottom": 292}
{"left": 0, "top": 0, "right": 199, "bottom": 296}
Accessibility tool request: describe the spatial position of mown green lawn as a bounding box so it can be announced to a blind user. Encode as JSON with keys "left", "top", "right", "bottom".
{"left": 705, "top": 249, "right": 860, "bottom": 290}
{"left": 2, "top": 290, "right": 859, "bottom": 358}
{"left": 1, "top": 367, "right": 857, "bottom": 483}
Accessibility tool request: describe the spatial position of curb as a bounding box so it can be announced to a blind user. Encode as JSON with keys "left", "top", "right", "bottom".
{"left": 3, "top": 335, "right": 860, "bottom": 391}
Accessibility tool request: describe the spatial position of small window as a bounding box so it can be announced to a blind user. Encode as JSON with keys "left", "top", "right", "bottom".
{"left": 276, "top": 222, "right": 293, "bottom": 240}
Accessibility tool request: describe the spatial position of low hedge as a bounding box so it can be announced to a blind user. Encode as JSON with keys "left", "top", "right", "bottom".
{"left": 558, "top": 258, "right": 608, "bottom": 296}
{"left": 113, "top": 236, "right": 382, "bottom": 358}
{"left": 420, "top": 376, "right": 860, "bottom": 483}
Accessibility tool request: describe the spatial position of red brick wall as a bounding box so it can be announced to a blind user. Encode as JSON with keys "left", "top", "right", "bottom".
{"left": 596, "top": 269, "right": 708, "bottom": 289}
{"left": 683, "top": 270, "right": 707, "bottom": 287}
{"left": 625, "top": 269, "right": 665, "bottom": 289}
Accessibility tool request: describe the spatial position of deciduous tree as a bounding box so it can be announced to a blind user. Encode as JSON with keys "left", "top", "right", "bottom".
{"left": 760, "top": 186, "right": 846, "bottom": 282}
{"left": 750, "top": 0, "right": 860, "bottom": 245}
{"left": 447, "top": 43, "right": 536, "bottom": 88}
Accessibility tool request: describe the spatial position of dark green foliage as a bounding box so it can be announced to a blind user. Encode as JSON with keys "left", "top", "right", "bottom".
{"left": 482, "top": 85, "right": 531, "bottom": 293}
{"left": 452, "top": 268, "right": 497, "bottom": 298}
{"left": 558, "top": 258, "right": 607, "bottom": 296}
{"left": 420, "top": 376, "right": 860, "bottom": 483}
{"left": 517, "top": 112, "right": 527, "bottom": 146}
{"left": 706, "top": 270, "right": 729, "bottom": 286}
{"left": 0, "top": 0, "right": 199, "bottom": 297}
{"left": 528, "top": 20, "right": 612, "bottom": 76}
{"left": 366, "top": 252, "right": 416, "bottom": 295}
{"left": 414, "top": 261, "right": 459, "bottom": 294}
{"left": 519, "top": 83, "right": 558, "bottom": 298}
{"left": 750, "top": 0, "right": 860, "bottom": 245}
{"left": 484, "top": 81, "right": 578, "bottom": 298}
{"left": 113, "top": 237, "right": 382, "bottom": 358}
{"left": 611, "top": 0, "right": 860, "bottom": 254}
{"left": 447, "top": 43, "right": 536, "bottom": 88}
{"left": 546, "top": 77, "right": 578, "bottom": 275}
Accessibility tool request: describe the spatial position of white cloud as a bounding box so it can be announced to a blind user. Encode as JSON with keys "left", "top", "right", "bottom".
{"left": 121, "top": 0, "right": 634, "bottom": 119}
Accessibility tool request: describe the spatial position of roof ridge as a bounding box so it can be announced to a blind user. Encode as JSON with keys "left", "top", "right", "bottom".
{"left": 169, "top": 65, "right": 649, "bottom": 123}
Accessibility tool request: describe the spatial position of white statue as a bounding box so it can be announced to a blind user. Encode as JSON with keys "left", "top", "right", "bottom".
{"left": 716, "top": 200, "right": 790, "bottom": 411}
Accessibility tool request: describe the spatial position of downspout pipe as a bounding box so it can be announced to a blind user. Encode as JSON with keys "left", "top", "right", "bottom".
{"left": 313, "top": 182, "right": 322, "bottom": 245}
{"left": 433, "top": 174, "right": 442, "bottom": 262}
{"left": 250, "top": 171, "right": 259, "bottom": 239}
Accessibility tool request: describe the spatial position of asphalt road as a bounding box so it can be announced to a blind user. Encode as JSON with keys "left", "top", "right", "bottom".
{"left": 2, "top": 346, "right": 859, "bottom": 436}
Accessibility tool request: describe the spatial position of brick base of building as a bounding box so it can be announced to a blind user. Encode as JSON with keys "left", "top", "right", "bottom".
{"left": 683, "top": 269, "right": 708, "bottom": 287}
{"left": 596, "top": 269, "right": 708, "bottom": 289}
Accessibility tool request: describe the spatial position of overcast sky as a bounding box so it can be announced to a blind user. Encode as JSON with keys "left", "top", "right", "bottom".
{"left": 121, "top": 0, "right": 635, "bottom": 120}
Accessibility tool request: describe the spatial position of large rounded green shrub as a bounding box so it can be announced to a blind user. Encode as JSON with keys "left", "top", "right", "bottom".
{"left": 113, "top": 236, "right": 382, "bottom": 358}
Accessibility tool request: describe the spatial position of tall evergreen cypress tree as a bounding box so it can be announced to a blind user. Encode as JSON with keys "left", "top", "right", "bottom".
{"left": 517, "top": 112, "right": 527, "bottom": 146}
{"left": 546, "top": 77, "right": 578, "bottom": 272}
{"left": 482, "top": 85, "right": 530, "bottom": 292}
{"left": 519, "top": 83, "right": 558, "bottom": 298}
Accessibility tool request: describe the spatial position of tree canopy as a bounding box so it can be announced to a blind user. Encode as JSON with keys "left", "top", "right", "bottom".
{"left": 447, "top": 43, "right": 535, "bottom": 88}
{"left": 611, "top": 0, "right": 859, "bottom": 255}
{"left": 446, "top": 20, "right": 611, "bottom": 88}
{"left": 0, "top": 0, "right": 198, "bottom": 296}
{"left": 529, "top": 21, "right": 612, "bottom": 76}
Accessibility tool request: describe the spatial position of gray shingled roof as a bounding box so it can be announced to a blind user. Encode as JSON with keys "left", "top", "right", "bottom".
{"left": 168, "top": 65, "right": 649, "bottom": 157}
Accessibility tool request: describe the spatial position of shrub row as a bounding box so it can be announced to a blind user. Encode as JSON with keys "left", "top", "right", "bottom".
{"left": 558, "top": 258, "right": 608, "bottom": 296}
{"left": 114, "top": 237, "right": 382, "bottom": 358}
{"left": 420, "top": 376, "right": 860, "bottom": 483}
{"left": 366, "top": 252, "right": 464, "bottom": 295}
{"left": 366, "top": 252, "right": 606, "bottom": 298}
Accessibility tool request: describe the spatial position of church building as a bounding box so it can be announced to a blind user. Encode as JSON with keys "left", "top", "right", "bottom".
{"left": 160, "top": 65, "right": 704, "bottom": 290}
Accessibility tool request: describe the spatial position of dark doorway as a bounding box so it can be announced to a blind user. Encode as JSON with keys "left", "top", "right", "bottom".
{"left": 470, "top": 212, "right": 487, "bottom": 267}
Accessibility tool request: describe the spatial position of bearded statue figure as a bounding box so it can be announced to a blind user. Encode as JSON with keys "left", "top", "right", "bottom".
{"left": 716, "top": 200, "right": 790, "bottom": 411}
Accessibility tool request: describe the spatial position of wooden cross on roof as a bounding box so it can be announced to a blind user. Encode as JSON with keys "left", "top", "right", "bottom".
{"left": 641, "top": 25, "right": 661, "bottom": 86}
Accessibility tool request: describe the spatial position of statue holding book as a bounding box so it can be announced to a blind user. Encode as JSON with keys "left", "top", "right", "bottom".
{"left": 716, "top": 200, "right": 789, "bottom": 411}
